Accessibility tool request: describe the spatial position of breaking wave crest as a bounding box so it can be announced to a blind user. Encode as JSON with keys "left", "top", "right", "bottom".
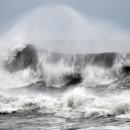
{"left": 2, "top": 44, "right": 130, "bottom": 88}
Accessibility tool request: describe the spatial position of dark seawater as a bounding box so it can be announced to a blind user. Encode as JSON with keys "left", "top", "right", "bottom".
{"left": 1, "top": 111, "right": 130, "bottom": 130}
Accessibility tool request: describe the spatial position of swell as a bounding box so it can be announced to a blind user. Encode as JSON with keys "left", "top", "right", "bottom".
{"left": 3, "top": 44, "right": 130, "bottom": 88}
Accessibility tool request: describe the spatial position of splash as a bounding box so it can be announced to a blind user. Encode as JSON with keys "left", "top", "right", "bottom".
{"left": 0, "top": 4, "right": 130, "bottom": 53}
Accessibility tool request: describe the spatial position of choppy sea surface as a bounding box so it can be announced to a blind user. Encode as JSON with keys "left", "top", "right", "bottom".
{"left": 1, "top": 112, "right": 130, "bottom": 130}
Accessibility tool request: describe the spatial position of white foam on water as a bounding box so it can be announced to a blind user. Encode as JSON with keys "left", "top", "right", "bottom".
{"left": 87, "top": 125, "right": 130, "bottom": 130}
{"left": 0, "top": 87, "right": 130, "bottom": 120}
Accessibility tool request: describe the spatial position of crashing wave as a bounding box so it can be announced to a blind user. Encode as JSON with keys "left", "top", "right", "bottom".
{"left": 2, "top": 44, "right": 130, "bottom": 88}
{"left": 1, "top": 44, "right": 130, "bottom": 87}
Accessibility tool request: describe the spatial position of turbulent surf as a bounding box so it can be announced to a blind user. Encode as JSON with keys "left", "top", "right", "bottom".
{"left": 0, "top": 4, "right": 130, "bottom": 130}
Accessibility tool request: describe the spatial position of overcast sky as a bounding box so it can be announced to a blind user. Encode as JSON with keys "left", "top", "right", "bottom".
{"left": 0, "top": 0, "right": 130, "bottom": 32}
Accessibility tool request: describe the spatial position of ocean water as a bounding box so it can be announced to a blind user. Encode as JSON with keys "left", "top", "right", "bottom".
{"left": 0, "top": 4, "right": 130, "bottom": 130}
{"left": 0, "top": 45, "right": 130, "bottom": 130}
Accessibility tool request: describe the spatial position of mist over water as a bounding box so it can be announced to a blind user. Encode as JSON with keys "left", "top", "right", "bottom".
{"left": 0, "top": 4, "right": 130, "bottom": 53}
{"left": 0, "top": 4, "right": 130, "bottom": 130}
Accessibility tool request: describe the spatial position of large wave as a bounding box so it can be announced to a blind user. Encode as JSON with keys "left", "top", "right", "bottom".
{"left": 2, "top": 44, "right": 130, "bottom": 88}
{"left": 0, "top": 4, "right": 130, "bottom": 119}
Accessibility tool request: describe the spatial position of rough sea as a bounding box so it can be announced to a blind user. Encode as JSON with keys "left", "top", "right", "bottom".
{"left": 0, "top": 4, "right": 130, "bottom": 130}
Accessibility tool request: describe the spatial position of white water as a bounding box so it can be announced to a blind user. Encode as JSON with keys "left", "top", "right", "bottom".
{"left": 1, "top": 87, "right": 130, "bottom": 120}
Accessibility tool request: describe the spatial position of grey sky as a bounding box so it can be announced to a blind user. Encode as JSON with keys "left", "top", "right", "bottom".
{"left": 0, "top": 0, "right": 130, "bottom": 33}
